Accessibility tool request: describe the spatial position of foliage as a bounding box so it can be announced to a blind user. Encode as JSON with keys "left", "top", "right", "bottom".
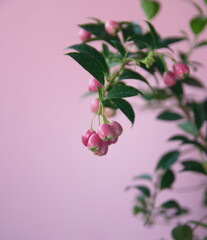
{"left": 66, "top": 0, "right": 207, "bottom": 238}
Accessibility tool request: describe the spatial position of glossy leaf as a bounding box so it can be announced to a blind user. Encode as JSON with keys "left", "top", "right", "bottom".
{"left": 170, "top": 81, "right": 183, "bottom": 97}
{"left": 121, "top": 22, "right": 142, "bottom": 41}
{"left": 178, "top": 121, "right": 199, "bottom": 136}
{"left": 195, "top": 40, "right": 207, "bottom": 48}
{"left": 181, "top": 160, "right": 206, "bottom": 175}
{"left": 79, "top": 23, "right": 121, "bottom": 48}
{"left": 190, "top": 16, "right": 207, "bottom": 35}
{"left": 135, "top": 185, "right": 151, "bottom": 197}
{"left": 133, "top": 206, "right": 142, "bottom": 215}
{"left": 169, "top": 135, "right": 207, "bottom": 154}
{"left": 141, "top": 0, "right": 160, "bottom": 20}
{"left": 156, "top": 151, "right": 180, "bottom": 170}
{"left": 68, "top": 44, "right": 109, "bottom": 74}
{"left": 106, "top": 85, "right": 141, "bottom": 99}
{"left": 118, "top": 69, "right": 149, "bottom": 85}
{"left": 133, "top": 174, "right": 152, "bottom": 181}
{"left": 187, "top": 220, "right": 207, "bottom": 229}
{"left": 161, "top": 200, "right": 181, "bottom": 209}
{"left": 160, "top": 169, "right": 175, "bottom": 190}
{"left": 172, "top": 225, "right": 193, "bottom": 240}
{"left": 112, "top": 98, "right": 135, "bottom": 124}
{"left": 66, "top": 52, "right": 105, "bottom": 85}
{"left": 158, "top": 37, "right": 186, "bottom": 49}
{"left": 192, "top": 102, "right": 206, "bottom": 129}
{"left": 157, "top": 110, "right": 182, "bottom": 121}
{"left": 102, "top": 99, "right": 118, "bottom": 109}
{"left": 102, "top": 43, "right": 110, "bottom": 57}
{"left": 183, "top": 76, "right": 203, "bottom": 88}
{"left": 146, "top": 21, "right": 160, "bottom": 48}
{"left": 110, "top": 40, "right": 126, "bottom": 57}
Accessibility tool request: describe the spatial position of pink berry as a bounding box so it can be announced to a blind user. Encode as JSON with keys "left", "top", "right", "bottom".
{"left": 105, "top": 20, "right": 119, "bottom": 35}
{"left": 107, "top": 137, "right": 118, "bottom": 145}
{"left": 78, "top": 29, "right": 91, "bottom": 42}
{"left": 87, "top": 133, "right": 102, "bottom": 152}
{"left": 82, "top": 129, "right": 95, "bottom": 146}
{"left": 94, "top": 141, "right": 108, "bottom": 156}
{"left": 163, "top": 71, "right": 177, "bottom": 87}
{"left": 98, "top": 123, "right": 116, "bottom": 141}
{"left": 91, "top": 99, "right": 100, "bottom": 113}
{"left": 104, "top": 107, "right": 116, "bottom": 118}
{"left": 110, "top": 121, "right": 123, "bottom": 137}
{"left": 173, "top": 62, "right": 190, "bottom": 79}
{"left": 88, "top": 77, "right": 102, "bottom": 92}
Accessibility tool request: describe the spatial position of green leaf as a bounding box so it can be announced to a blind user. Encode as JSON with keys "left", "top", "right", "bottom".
{"left": 195, "top": 40, "right": 207, "bottom": 48}
{"left": 146, "top": 21, "right": 160, "bottom": 49}
{"left": 110, "top": 40, "right": 126, "bottom": 57}
{"left": 170, "top": 81, "right": 183, "bottom": 97}
{"left": 161, "top": 200, "right": 181, "bottom": 209}
{"left": 111, "top": 98, "right": 135, "bottom": 124}
{"left": 157, "top": 110, "right": 183, "bottom": 121}
{"left": 142, "top": 88, "right": 171, "bottom": 101}
{"left": 160, "top": 169, "right": 175, "bottom": 190}
{"left": 118, "top": 69, "right": 149, "bottom": 85}
{"left": 190, "top": 16, "right": 207, "bottom": 35}
{"left": 133, "top": 174, "right": 152, "bottom": 181}
{"left": 158, "top": 37, "right": 186, "bottom": 48}
{"left": 133, "top": 206, "right": 142, "bottom": 215}
{"left": 79, "top": 23, "right": 121, "bottom": 48}
{"left": 66, "top": 52, "right": 105, "bottom": 85}
{"left": 178, "top": 121, "right": 199, "bottom": 136}
{"left": 106, "top": 85, "right": 142, "bottom": 99}
{"left": 169, "top": 135, "right": 189, "bottom": 142}
{"left": 183, "top": 76, "right": 203, "bottom": 88}
{"left": 172, "top": 225, "right": 193, "bottom": 240}
{"left": 192, "top": 102, "right": 206, "bottom": 129}
{"left": 170, "top": 136, "right": 207, "bottom": 154}
{"left": 187, "top": 220, "right": 207, "bottom": 229}
{"left": 181, "top": 160, "right": 206, "bottom": 175}
{"left": 135, "top": 185, "right": 151, "bottom": 197}
{"left": 102, "top": 99, "right": 118, "bottom": 109}
{"left": 157, "top": 151, "right": 180, "bottom": 170}
{"left": 67, "top": 44, "right": 109, "bottom": 74}
{"left": 205, "top": 0, "right": 207, "bottom": 5}
{"left": 121, "top": 22, "right": 142, "bottom": 41}
{"left": 141, "top": 0, "right": 160, "bottom": 20}
{"left": 102, "top": 43, "right": 110, "bottom": 57}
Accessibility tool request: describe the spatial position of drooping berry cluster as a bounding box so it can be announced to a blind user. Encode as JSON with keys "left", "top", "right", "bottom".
{"left": 82, "top": 121, "right": 123, "bottom": 156}
{"left": 163, "top": 62, "right": 190, "bottom": 87}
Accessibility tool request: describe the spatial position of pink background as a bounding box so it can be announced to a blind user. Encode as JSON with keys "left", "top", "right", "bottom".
{"left": 1, "top": 0, "right": 206, "bottom": 239}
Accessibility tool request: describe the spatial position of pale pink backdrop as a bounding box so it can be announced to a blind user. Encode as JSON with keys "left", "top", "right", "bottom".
{"left": 0, "top": 0, "right": 207, "bottom": 239}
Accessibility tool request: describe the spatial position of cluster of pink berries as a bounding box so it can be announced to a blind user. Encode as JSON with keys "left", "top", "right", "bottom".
{"left": 163, "top": 62, "right": 190, "bottom": 87}
{"left": 82, "top": 121, "right": 123, "bottom": 156}
{"left": 78, "top": 20, "right": 119, "bottom": 42}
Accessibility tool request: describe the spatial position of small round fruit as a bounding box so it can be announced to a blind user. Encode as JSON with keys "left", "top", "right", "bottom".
{"left": 173, "top": 62, "right": 190, "bottom": 79}
{"left": 104, "top": 107, "right": 116, "bottom": 118}
{"left": 163, "top": 71, "right": 177, "bottom": 87}
{"left": 107, "top": 137, "right": 118, "bottom": 145}
{"left": 98, "top": 123, "right": 116, "bottom": 141}
{"left": 87, "top": 133, "right": 102, "bottom": 152}
{"left": 82, "top": 129, "right": 95, "bottom": 146}
{"left": 91, "top": 99, "right": 100, "bottom": 113}
{"left": 78, "top": 29, "right": 91, "bottom": 41}
{"left": 94, "top": 141, "right": 108, "bottom": 156}
{"left": 110, "top": 121, "right": 123, "bottom": 137}
{"left": 88, "top": 77, "right": 102, "bottom": 92}
{"left": 105, "top": 20, "right": 119, "bottom": 35}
